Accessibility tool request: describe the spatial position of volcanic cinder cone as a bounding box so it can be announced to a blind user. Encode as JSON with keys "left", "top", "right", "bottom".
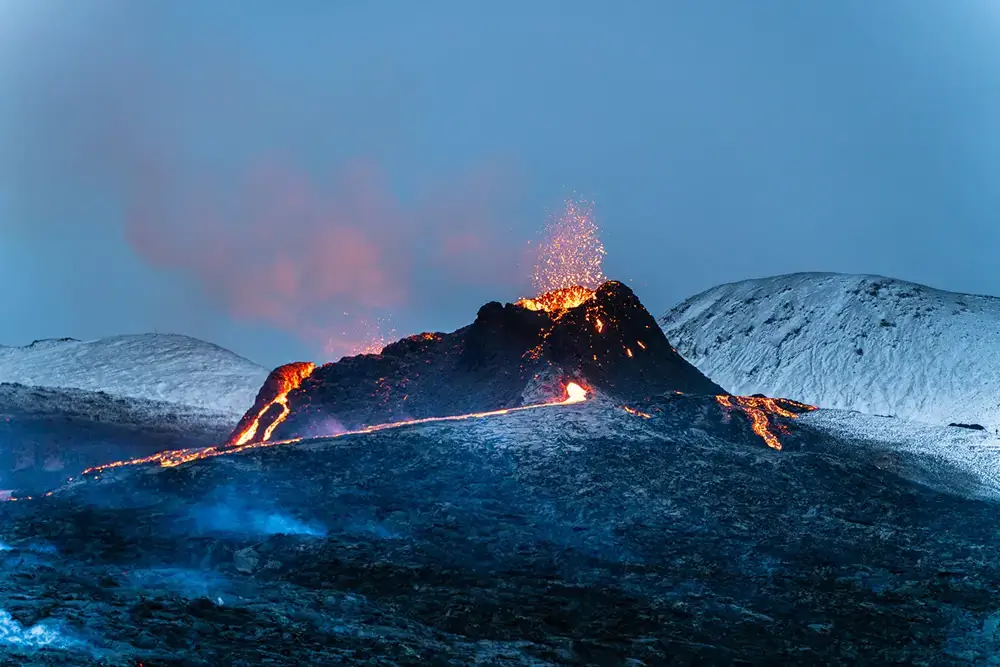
{"left": 226, "top": 281, "right": 725, "bottom": 445}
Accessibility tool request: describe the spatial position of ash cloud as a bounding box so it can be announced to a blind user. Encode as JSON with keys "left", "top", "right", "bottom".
{"left": 0, "top": 3, "right": 529, "bottom": 359}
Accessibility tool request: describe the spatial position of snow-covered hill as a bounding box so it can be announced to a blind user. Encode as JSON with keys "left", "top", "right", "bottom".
{"left": 0, "top": 334, "right": 268, "bottom": 416}
{"left": 659, "top": 272, "right": 1000, "bottom": 430}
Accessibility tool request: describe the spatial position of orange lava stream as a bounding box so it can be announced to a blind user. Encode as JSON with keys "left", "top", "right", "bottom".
{"left": 621, "top": 405, "right": 652, "bottom": 419}
{"left": 232, "top": 362, "right": 316, "bottom": 447}
{"left": 716, "top": 395, "right": 817, "bottom": 450}
{"left": 79, "top": 382, "right": 590, "bottom": 477}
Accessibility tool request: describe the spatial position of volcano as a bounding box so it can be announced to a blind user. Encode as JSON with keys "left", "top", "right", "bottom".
{"left": 227, "top": 281, "right": 724, "bottom": 446}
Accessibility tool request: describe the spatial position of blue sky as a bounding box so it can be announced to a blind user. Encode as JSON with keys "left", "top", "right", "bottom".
{"left": 1, "top": 1, "right": 998, "bottom": 367}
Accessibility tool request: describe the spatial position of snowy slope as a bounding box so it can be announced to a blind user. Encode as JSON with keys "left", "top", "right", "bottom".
{"left": 0, "top": 334, "right": 268, "bottom": 416}
{"left": 798, "top": 409, "right": 1000, "bottom": 501}
{"left": 659, "top": 272, "right": 1000, "bottom": 430}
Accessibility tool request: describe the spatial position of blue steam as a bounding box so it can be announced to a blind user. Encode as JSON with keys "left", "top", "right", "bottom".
{"left": 190, "top": 495, "right": 326, "bottom": 538}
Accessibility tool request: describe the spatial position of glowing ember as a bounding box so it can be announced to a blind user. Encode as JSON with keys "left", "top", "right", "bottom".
{"left": 81, "top": 381, "right": 590, "bottom": 477}
{"left": 326, "top": 315, "right": 397, "bottom": 360}
{"left": 595, "top": 317, "right": 604, "bottom": 333}
{"left": 716, "top": 395, "right": 817, "bottom": 450}
{"left": 532, "top": 198, "right": 605, "bottom": 292}
{"left": 622, "top": 405, "right": 652, "bottom": 419}
{"left": 516, "top": 198, "right": 605, "bottom": 314}
{"left": 230, "top": 362, "right": 316, "bottom": 447}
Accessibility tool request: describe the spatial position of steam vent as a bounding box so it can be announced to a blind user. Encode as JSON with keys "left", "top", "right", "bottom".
{"left": 227, "top": 281, "right": 725, "bottom": 446}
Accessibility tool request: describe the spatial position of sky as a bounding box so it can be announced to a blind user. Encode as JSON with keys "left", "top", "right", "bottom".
{"left": 1, "top": 0, "right": 998, "bottom": 368}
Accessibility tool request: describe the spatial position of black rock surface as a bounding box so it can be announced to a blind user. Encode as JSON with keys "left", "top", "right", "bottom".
{"left": 239, "top": 281, "right": 725, "bottom": 443}
{"left": 1, "top": 394, "right": 999, "bottom": 665}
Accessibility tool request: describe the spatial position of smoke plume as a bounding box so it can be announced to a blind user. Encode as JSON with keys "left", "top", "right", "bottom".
{"left": 0, "top": 4, "right": 529, "bottom": 358}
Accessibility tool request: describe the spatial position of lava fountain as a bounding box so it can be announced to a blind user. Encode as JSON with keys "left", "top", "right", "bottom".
{"left": 516, "top": 198, "right": 606, "bottom": 314}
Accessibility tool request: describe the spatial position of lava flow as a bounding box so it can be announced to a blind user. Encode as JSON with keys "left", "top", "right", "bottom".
{"left": 716, "top": 395, "right": 817, "bottom": 450}
{"left": 81, "top": 381, "right": 591, "bottom": 476}
{"left": 228, "top": 362, "right": 316, "bottom": 447}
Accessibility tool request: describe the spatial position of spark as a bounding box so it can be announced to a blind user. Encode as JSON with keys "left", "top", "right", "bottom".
{"left": 621, "top": 405, "right": 652, "bottom": 419}
{"left": 515, "top": 198, "right": 605, "bottom": 314}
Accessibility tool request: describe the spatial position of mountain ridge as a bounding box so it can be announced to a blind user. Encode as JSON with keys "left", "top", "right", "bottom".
{"left": 0, "top": 333, "right": 268, "bottom": 417}
{"left": 659, "top": 272, "right": 1000, "bottom": 430}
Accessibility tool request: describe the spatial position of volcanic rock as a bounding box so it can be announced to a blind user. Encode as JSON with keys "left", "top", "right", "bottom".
{"left": 230, "top": 281, "right": 725, "bottom": 444}
{"left": 6, "top": 394, "right": 1000, "bottom": 665}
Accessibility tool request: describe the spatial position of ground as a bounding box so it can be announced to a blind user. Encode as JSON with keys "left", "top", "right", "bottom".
{"left": 0, "top": 395, "right": 998, "bottom": 665}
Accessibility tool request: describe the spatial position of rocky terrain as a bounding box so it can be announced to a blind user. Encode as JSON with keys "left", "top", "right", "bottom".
{"left": 1, "top": 393, "right": 999, "bottom": 665}
{"left": 0, "top": 383, "right": 234, "bottom": 494}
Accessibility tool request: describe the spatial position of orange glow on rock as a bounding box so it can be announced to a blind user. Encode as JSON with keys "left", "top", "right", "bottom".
{"left": 231, "top": 362, "right": 316, "bottom": 447}
{"left": 716, "top": 395, "right": 816, "bottom": 450}
{"left": 516, "top": 285, "right": 596, "bottom": 313}
{"left": 621, "top": 405, "right": 652, "bottom": 419}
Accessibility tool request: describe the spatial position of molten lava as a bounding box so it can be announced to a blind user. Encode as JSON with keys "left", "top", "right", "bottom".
{"left": 516, "top": 285, "right": 596, "bottom": 313}
{"left": 80, "top": 381, "right": 591, "bottom": 477}
{"left": 229, "top": 362, "right": 316, "bottom": 447}
{"left": 716, "top": 395, "right": 817, "bottom": 450}
{"left": 564, "top": 381, "right": 587, "bottom": 404}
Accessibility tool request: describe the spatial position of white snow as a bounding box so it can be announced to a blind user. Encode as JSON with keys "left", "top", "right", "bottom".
{"left": 659, "top": 272, "right": 1000, "bottom": 431}
{"left": 799, "top": 409, "right": 1000, "bottom": 501}
{"left": 0, "top": 334, "right": 269, "bottom": 417}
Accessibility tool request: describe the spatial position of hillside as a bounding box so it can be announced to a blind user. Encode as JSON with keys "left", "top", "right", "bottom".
{"left": 0, "top": 334, "right": 268, "bottom": 416}
{"left": 659, "top": 272, "right": 1000, "bottom": 430}
{"left": 0, "top": 382, "right": 235, "bottom": 493}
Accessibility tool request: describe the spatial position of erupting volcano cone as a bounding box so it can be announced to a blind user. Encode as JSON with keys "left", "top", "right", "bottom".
{"left": 226, "top": 281, "right": 724, "bottom": 446}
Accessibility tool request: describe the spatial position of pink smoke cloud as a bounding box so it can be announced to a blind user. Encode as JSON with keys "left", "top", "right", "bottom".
{"left": 0, "top": 6, "right": 535, "bottom": 359}
{"left": 123, "top": 157, "right": 527, "bottom": 358}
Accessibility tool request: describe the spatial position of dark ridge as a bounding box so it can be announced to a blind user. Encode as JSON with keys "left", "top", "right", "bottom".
{"left": 27, "top": 337, "right": 79, "bottom": 347}
{"left": 949, "top": 422, "right": 986, "bottom": 431}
